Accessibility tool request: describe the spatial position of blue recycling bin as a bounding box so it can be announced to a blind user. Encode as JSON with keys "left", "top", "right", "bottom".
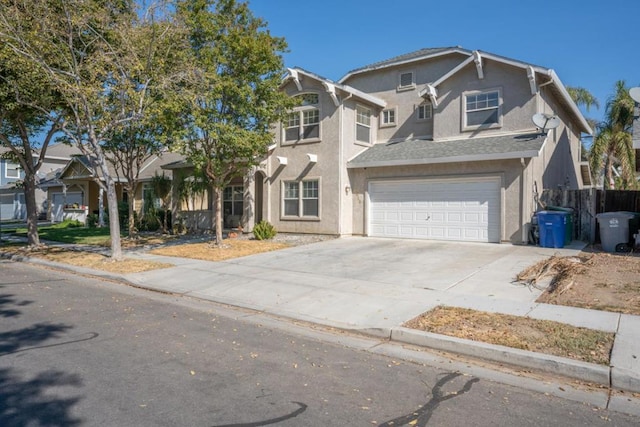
{"left": 536, "top": 211, "right": 568, "bottom": 248}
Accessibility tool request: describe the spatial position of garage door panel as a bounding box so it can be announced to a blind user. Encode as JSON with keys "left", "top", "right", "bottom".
{"left": 369, "top": 178, "right": 501, "bottom": 243}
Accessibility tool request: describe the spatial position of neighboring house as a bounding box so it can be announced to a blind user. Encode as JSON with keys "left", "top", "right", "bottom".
{"left": 0, "top": 143, "right": 81, "bottom": 221}
{"left": 0, "top": 146, "right": 24, "bottom": 221}
{"left": 171, "top": 47, "right": 593, "bottom": 244}
{"left": 161, "top": 159, "right": 248, "bottom": 232}
{"left": 44, "top": 151, "right": 183, "bottom": 223}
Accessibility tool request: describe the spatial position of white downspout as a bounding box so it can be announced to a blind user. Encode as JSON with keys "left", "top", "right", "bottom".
{"left": 521, "top": 157, "right": 528, "bottom": 244}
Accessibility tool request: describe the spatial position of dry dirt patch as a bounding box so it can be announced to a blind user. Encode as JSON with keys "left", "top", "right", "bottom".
{"left": 2, "top": 245, "right": 172, "bottom": 274}
{"left": 404, "top": 306, "right": 614, "bottom": 365}
{"left": 149, "top": 239, "right": 290, "bottom": 261}
{"left": 524, "top": 252, "right": 640, "bottom": 315}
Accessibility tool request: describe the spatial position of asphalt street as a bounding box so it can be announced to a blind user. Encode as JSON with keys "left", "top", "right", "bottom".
{"left": 1, "top": 259, "right": 638, "bottom": 426}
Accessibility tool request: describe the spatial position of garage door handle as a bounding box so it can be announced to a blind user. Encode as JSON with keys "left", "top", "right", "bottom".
{"left": 426, "top": 215, "right": 430, "bottom": 221}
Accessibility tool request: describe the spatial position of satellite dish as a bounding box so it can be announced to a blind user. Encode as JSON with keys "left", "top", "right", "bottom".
{"left": 532, "top": 113, "right": 560, "bottom": 134}
{"left": 629, "top": 87, "right": 640, "bottom": 104}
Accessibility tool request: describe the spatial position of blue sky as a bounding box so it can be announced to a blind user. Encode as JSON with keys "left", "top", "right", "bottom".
{"left": 250, "top": 0, "right": 640, "bottom": 130}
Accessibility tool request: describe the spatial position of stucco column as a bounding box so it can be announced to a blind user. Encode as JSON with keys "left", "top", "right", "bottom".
{"left": 98, "top": 188, "right": 105, "bottom": 227}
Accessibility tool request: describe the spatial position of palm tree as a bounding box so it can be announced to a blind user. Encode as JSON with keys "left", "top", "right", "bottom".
{"left": 567, "top": 86, "right": 600, "bottom": 112}
{"left": 589, "top": 80, "right": 636, "bottom": 189}
{"left": 566, "top": 86, "right": 599, "bottom": 162}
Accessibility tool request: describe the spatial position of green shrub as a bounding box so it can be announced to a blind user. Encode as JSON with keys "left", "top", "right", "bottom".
{"left": 253, "top": 220, "right": 277, "bottom": 240}
{"left": 87, "top": 213, "right": 98, "bottom": 228}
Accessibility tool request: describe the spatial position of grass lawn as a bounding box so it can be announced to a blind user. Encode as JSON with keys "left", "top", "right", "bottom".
{"left": 15, "top": 220, "right": 114, "bottom": 245}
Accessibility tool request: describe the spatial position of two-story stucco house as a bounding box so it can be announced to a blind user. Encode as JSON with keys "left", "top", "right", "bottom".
{"left": 171, "top": 47, "right": 592, "bottom": 244}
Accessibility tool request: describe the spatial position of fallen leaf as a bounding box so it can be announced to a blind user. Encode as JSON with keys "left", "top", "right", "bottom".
{"left": 190, "top": 370, "right": 195, "bottom": 376}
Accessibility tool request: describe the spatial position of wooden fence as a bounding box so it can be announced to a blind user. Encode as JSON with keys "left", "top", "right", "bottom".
{"left": 540, "top": 189, "right": 640, "bottom": 243}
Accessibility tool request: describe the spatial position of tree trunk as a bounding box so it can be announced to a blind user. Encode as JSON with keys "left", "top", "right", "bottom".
{"left": 106, "top": 179, "right": 123, "bottom": 260}
{"left": 214, "top": 185, "right": 223, "bottom": 245}
{"left": 127, "top": 187, "right": 136, "bottom": 237}
{"left": 23, "top": 174, "right": 40, "bottom": 247}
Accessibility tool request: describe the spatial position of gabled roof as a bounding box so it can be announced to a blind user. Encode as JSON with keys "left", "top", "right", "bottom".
{"left": 42, "top": 143, "right": 82, "bottom": 160}
{"left": 339, "top": 46, "right": 466, "bottom": 82}
{"left": 283, "top": 67, "right": 386, "bottom": 108}
{"left": 338, "top": 46, "right": 592, "bottom": 135}
{"left": 347, "top": 133, "right": 546, "bottom": 168}
{"left": 58, "top": 151, "right": 184, "bottom": 183}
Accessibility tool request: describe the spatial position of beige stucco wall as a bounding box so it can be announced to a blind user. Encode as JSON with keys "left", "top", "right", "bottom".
{"left": 265, "top": 79, "right": 345, "bottom": 234}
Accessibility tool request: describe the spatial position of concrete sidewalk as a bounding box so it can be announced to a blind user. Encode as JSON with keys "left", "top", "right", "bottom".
{"left": 2, "top": 236, "right": 640, "bottom": 398}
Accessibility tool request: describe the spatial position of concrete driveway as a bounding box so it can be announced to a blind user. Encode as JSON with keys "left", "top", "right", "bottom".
{"left": 127, "top": 237, "right": 585, "bottom": 329}
{"left": 221, "top": 237, "right": 584, "bottom": 300}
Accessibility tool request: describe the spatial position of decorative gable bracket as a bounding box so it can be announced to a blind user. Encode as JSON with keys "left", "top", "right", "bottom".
{"left": 527, "top": 66, "right": 537, "bottom": 95}
{"left": 287, "top": 68, "right": 303, "bottom": 92}
{"left": 419, "top": 84, "right": 439, "bottom": 109}
{"left": 473, "top": 51, "right": 484, "bottom": 79}
{"left": 322, "top": 82, "right": 340, "bottom": 107}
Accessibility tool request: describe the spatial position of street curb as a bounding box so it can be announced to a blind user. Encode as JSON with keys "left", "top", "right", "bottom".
{"left": 390, "top": 327, "right": 610, "bottom": 386}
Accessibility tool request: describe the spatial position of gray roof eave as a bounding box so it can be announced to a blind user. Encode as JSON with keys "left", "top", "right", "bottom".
{"left": 347, "top": 149, "right": 542, "bottom": 169}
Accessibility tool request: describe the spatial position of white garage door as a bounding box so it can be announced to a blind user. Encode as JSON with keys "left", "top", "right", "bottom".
{"left": 0, "top": 194, "right": 14, "bottom": 220}
{"left": 368, "top": 177, "right": 501, "bottom": 243}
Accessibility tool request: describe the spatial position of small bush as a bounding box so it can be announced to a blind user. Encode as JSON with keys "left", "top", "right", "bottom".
{"left": 87, "top": 214, "right": 98, "bottom": 228}
{"left": 253, "top": 220, "right": 277, "bottom": 240}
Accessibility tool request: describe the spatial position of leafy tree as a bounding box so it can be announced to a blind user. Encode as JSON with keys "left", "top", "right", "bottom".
{"left": 0, "top": 0, "right": 181, "bottom": 259}
{"left": 103, "top": 14, "right": 187, "bottom": 237}
{"left": 174, "top": 0, "right": 293, "bottom": 245}
{"left": 105, "top": 123, "right": 164, "bottom": 236}
{"left": 589, "top": 80, "right": 636, "bottom": 189}
{"left": 0, "top": 30, "right": 64, "bottom": 247}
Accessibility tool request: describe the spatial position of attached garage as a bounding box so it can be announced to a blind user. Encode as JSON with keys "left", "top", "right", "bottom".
{"left": 0, "top": 194, "right": 14, "bottom": 220}
{"left": 368, "top": 177, "right": 501, "bottom": 242}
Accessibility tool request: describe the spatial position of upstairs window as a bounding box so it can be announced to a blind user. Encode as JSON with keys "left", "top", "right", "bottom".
{"left": 356, "top": 105, "right": 372, "bottom": 143}
{"left": 417, "top": 103, "right": 432, "bottom": 120}
{"left": 464, "top": 89, "right": 501, "bottom": 129}
{"left": 5, "top": 162, "right": 20, "bottom": 178}
{"left": 380, "top": 108, "right": 396, "bottom": 127}
{"left": 398, "top": 72, "right": 414, "bottom": 90}
{"left": 284, "top": 93, "right": 320, "bottom": 143}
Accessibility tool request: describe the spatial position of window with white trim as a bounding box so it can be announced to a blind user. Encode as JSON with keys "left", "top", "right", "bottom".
{"left": 417, "top": 103, "right": 432, "bottom": 120}
{"left": 398, "top": 72, "right": 414, "bottom": 90}
{"left": 356, "top": 105, "right": 372, "bottom": 143}
{"left": 223, "top": 185, "right": 244, "bottom": 218}
{"left": 282, "top": 180, "right": 319, "bottom": 218}
{"left": 284, "top": 93, "right": 320, "bottom": 143}
{"left": 380, "top": 108, "right": 396, "bottom": 127}
{"left": 5, "top": 162, "right": 20, "bottom": 178}
{"left": 464, "top": 89, "right": 501, "bottom": 129}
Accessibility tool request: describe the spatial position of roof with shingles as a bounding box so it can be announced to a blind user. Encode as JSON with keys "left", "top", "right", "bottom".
{"left": 341, "top": 47, "right": 462, "bottom": 79}
{"left": 347, "top": 133, "right": 546, "bottom": 168}
{"left": 59, "top": 150, "right": 184, "bottom": 182}
{"left": 43, "top": 143, "right": 82, "bottom": 159}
